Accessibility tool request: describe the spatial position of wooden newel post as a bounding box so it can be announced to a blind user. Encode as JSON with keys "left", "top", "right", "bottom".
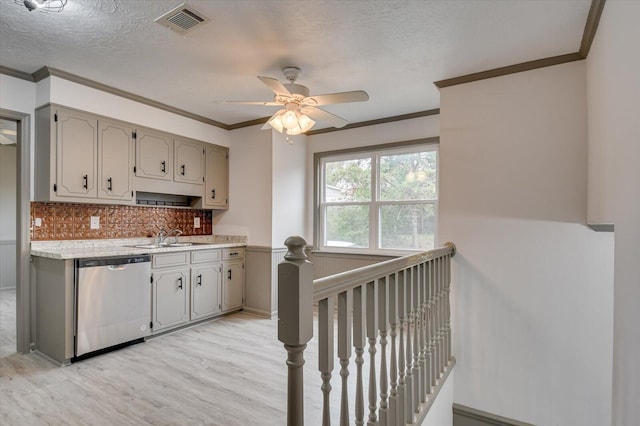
{"left": 278, "top": 236, "right": 314, "bottom": 426}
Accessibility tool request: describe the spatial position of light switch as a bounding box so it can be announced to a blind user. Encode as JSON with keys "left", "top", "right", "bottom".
{"left": 35, "top": 218, "right": 42, "bottom": 227}
{"left": 194, "top": 217, "right": 201, "bottom": 228}
{"left": 90, "top": 216, "right": 100, "bottom": 229}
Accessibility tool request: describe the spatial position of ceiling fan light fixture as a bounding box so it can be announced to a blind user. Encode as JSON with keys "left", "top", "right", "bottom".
{"left": 14, "top": 0, "right": 67, "bottom": 12}
{"left": 267, "top": 103, "right": 316, "bottom": 136}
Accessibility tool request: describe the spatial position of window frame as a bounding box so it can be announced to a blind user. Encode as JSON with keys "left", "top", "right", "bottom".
{"left": 314, "top": 137, "right": 439, "bottom": 255}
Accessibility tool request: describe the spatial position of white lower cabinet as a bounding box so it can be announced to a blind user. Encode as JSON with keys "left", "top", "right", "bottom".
{"left": 222, "top": 248, "right": 244, "bottom": 312}
{"left": 152, "top": 248, "right": 239, "bottom": 334}
{"left": 153, "top": 267, "right": 190, "bottom": 332}
{"left": 190, "top": 265, "right": 222, "bottom": 321}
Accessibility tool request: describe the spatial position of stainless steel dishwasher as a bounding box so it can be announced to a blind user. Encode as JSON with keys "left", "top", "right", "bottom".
{"left": 76, "top": 255, "right": 152, "bottom": 357}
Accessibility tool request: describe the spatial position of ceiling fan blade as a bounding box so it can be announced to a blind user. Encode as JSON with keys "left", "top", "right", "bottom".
{"left": 257, "top": 76, "right": 292, "bottom": 97}
{"left": 224, "top": 101, "right": 281, "bottom": 106}
{"left": 301, "top": 107, "right": 349, "bottom": 128}
{"left": 302, "top": 90, "right": 369, "bottom": 106}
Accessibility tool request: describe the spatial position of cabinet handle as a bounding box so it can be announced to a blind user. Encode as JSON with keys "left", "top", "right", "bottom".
{"left": 83, "top": 174, "right": 88, "bottom": 189}
{"left": 197, "top": 274, "right": 202, "bottom": 286}
{"left": 107, "top": 177, "right": 113, "bottom": 191}
{"left": 211, "top": 189, "right": 216, "bottom": 199}
{"left": 161, "top": 160, "right": 166, "bottom": 173}
{"left": 177, "top": 277, "right": 183, "bottom": 290}
{"left": 229, "top": 252, "right": 239, "bottom": 257}
{"left": 227, "top": 270, "right": 232, "bottom": 280}
{"left": 180, "top": 164, "right": 185, "bottom": 176}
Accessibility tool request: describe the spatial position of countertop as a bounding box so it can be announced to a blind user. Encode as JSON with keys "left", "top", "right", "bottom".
{"left": 31, "top": 235, "right": 247, "bottom": 260}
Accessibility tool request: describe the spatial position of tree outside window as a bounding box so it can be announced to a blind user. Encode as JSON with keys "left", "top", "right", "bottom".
{"left": 317, "top": 142, "right": 438, "bottom": 253}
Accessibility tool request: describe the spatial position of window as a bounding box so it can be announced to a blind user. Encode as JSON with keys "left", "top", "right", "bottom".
{"left": 315, "top": 140, "right": 438, "bottom": 254}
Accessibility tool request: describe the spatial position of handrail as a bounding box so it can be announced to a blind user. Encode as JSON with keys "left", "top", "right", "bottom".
{"left": 278, "top": 237, "right": 456, "bottom": 426}
{"left": 313, "top": 244, "right": 456, "bottom": 302}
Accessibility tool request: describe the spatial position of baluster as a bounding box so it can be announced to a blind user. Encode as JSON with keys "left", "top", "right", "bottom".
{"left": 396, "top": 270, "right": 406, "bottom": 426}
{"left": 338, "top": 290, "right": 352, "bottom": 426}
{"left": 404, "top": 268, "right": 414, "bottom": 424}
{"left": 418, "top": 262, "right": 427, "bottom": 404}
{"left": 436, "top": 258, "right": 443, "bottom": 379}
{"left": 429, "top": 260, "right": 438, "bottom": 389}
{"left": 388, "top": 273, "right": 399, "bottom": 426}
{"left": 378, "top": 276, "right": 389, "bottom": 426}
{"left": 445, "top": 254, "right": 452, "bottom": 365}
{"left": 412, "top": 265, "right": 421, "bottom": 414}
{"left": 319, "top": 297, "right": 335, "bottom": 426}
{"left": 353, "top": 285, "right": 366, "bottom": 426}
{"left": 424, "top": 260, "right": 432, "bottom": 396}
{"left": 366, "top": 281, "right": 378, "bottom": 426}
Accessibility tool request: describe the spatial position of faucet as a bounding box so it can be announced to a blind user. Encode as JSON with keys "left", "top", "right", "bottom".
{"left": 156, "top": 229, "right": 183, "bottom": 245}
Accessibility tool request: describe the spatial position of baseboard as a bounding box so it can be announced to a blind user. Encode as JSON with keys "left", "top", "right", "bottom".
{"left": 453, "top": 403, "right": 535, "bottom": 426}
{"left": 242, "top": 307, "right": 276, "bottom": 319}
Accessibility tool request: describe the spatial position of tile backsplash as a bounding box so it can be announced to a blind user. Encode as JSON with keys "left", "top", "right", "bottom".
{"left": 31, "top": 202, "right": 212, "bottom": 241}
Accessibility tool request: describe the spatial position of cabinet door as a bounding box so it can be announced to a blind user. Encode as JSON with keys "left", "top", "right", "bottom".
{"left": 191, "top": 264, "right": 221, "bottom": 320}
{"left": 222, "top": 261, "right": 243, "bottom": 311}
{"left": 152, "top": 268, "right": 189, "bottom": 332}
{"left": 98, "top": 118, "right": 134, "bottom": 200}
{"left": 174, "top": 138, "right": 204, "bottom": 185}
{"left": 204, "top": 146, "right": 229, "bottom": 209}
{"left": 55, "top": 108, "right": 98, "bottom": 198}
{"left": 136, "top": 128, "right": 173, "bottom": 180}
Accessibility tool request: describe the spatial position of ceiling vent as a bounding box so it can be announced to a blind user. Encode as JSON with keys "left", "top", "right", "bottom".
{"left": 155, "top": 3, "right": 211, "bottom": 35}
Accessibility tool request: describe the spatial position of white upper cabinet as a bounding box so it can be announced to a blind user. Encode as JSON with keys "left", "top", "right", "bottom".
{"left": 98, "top": 118, "right": 134, "bottom": 201}
{"left": 135, "top": 128, "right": 173, "bottom": 181}
{"left": 174, "top": 138, "right": 204, "bottom": 185}
{"left": 203, "top": 145, "right": 229, "bottom": 209}
{"left": 35, "top": 105, "right": 135, "bottom": 205}
{"left": 55, "top": 108, "right": 98, "bottom": 199}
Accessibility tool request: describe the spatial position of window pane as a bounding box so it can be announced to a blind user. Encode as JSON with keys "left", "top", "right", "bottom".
{"left": 325, "top": 205, "right": 369, "bottom": 248}
{"left": 379, "top": 151, "right": 437, "bottom": 201}
{"left": 380, "top": 203, "right": 435, "bottom": 250}
{"left": 324, "top": 158, "right": 371, "bottom": 202}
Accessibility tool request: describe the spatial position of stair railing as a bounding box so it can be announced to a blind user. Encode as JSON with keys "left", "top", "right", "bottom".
{"left": 278, "top": 236, "right": 456, "bottom": 426}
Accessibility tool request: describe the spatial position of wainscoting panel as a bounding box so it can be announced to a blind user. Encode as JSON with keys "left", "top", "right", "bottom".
{"left": 308, "top": 251, "right": 394, "bottom": 279}
{"left": 244, "top": 246, "right": 287, "bottom": 319}
{"left": 453, "top": 403, "right": 536, "bottom": 426}
{"left": 0, "top": 240, "right": 16, "bottom": 289}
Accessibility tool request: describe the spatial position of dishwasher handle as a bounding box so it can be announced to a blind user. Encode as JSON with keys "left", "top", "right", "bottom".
{"left": 108, "top": 265, "right": 127, "bottom": 271}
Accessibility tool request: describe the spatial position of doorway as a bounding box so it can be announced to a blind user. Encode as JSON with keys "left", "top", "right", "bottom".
{"left": 0, "top": 109, "right": 31, "bottom": 356}
{"left": 0, "top": 119, "right": 17, "bottom": 356}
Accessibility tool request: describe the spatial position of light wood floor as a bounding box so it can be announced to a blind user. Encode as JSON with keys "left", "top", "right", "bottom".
{"left": 0, "top": 289, "right": 345, "bottom": 426}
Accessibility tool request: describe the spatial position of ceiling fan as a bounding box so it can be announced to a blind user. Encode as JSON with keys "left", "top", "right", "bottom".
{"left": 226, "top": 67, "right": 369, "bottom": 135}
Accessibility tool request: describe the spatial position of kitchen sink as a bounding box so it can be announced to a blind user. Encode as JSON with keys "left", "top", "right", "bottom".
{"left": 126, "top": 242, "right": 213, "bottom": 249}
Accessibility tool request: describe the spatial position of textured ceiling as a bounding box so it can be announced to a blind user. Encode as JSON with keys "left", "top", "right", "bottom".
{"left": 0, "top": 0, "right": 591, "bottom": 128}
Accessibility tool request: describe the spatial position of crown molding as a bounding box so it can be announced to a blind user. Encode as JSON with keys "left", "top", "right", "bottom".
{"left": 306, "top": 109, "right": 440, "bottom": 136}
{"left": 0, "top": 65, "right": 34, "bottom": 82}
{"left": 434, "top": 0, "right": 606, "bottom": 89}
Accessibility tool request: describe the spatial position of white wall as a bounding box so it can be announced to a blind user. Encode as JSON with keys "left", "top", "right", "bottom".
{"left": 215, "top": 125, "right": 273, "bottom": 246}
{"left": 306, "top": 115, "right": 440, "bottom": 243}
{"left": 0, "top": 145, "right": 16, "bottom": 240}
{"left": 271, "top": 131, "right": 307, "bottom": 247}
{"left": 586, "top": 2, "right": 640, "bottom": 424}
{"left": 440, "top": 61, "right": 614, "bottom": 426}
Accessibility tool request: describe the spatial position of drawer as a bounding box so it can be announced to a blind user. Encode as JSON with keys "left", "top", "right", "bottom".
{"left": 191, "top": 249, "right": 221, "bottom": 264}
{"left": 152, "top": 252, "right": 189, "bottom": 269}
{"left": 222, "top": 247, "right": 244, "bottom": 260}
